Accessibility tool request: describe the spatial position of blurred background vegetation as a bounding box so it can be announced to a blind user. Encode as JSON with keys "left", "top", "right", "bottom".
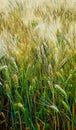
{"left": 0, "top": 0, "right": 76, "bottom": 130}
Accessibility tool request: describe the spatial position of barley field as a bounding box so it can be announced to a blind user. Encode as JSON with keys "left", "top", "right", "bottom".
{"left": 0, "top": 0, "right": 76, "bottom": 130}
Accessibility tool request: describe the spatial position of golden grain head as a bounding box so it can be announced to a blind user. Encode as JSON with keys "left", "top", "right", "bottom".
{"left": 12, "top": 74, "right": 18, "bottom": 83}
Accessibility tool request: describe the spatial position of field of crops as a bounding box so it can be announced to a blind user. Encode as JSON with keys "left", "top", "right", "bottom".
{"left": 0, "top": 0, "right": 76, "bottom": 130}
